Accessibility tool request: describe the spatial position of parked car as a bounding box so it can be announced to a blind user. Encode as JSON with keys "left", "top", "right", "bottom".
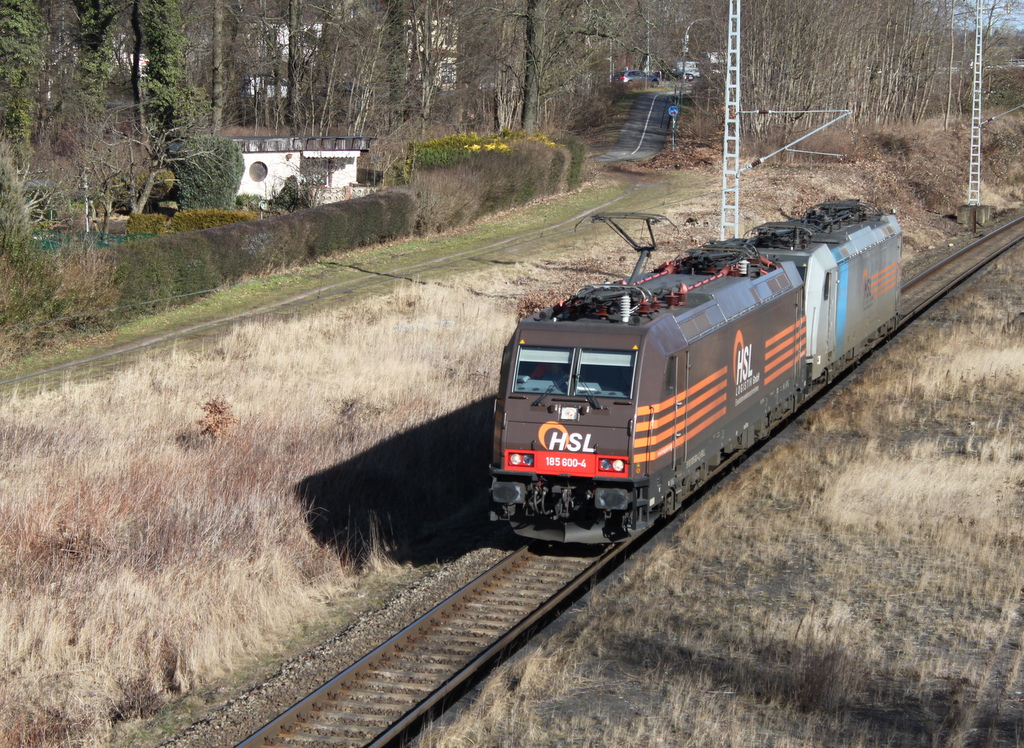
{"left": 614, "top": 70, "right": 660, "bottom": 85}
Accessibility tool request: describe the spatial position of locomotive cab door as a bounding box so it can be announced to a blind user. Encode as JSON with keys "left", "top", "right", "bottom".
{"left": 823, "top": 270, "right": 836, "bottom": 359}
{"left": 804, "top": 246, "right": 839, "bottom": 380}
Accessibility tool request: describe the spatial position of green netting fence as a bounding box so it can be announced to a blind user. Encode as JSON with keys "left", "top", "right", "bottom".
{"left": 30, "top": 231, "right": 158, "bottom": 251}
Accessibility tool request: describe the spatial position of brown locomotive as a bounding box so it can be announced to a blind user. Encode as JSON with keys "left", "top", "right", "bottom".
{"left": 490, "top": 201, "right": 902, "bottom": 543}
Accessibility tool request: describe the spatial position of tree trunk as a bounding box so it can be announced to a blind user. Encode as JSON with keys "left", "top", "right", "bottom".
{"left": 212, "top": 0, "right": 224, "bottom": 131}
{"left": 287, "top": 0, "right": 299, "bottom": 128}
{"left": 494, "top": 8, "right": 523, "bottom": 131}
{"left": 521, "top": 0, "right": 546, "bottom": 134}
{"left": 383, "top": 0, "right": 408, "bottom": 129}
{"left": 131, "top": 0, "right": 144, "bottom": 130}
{"left": 129, "top": 162, "right": 157, "bottom": 215}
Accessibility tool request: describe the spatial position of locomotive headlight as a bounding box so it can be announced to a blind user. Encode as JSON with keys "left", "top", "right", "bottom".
{"left": 559, "top": 405, "right": 579, "bottom": 421}
{"left": 523, "top": 454, "right": 534, "bottom": 466}
{"left": 599, "top": 458, "right": 627, "bottom": 473}
{"left": 612, "top": 459, "right": 625, "bottom": 472}
{"left": 509, "top": 453, "right": 522, "bottom": 466}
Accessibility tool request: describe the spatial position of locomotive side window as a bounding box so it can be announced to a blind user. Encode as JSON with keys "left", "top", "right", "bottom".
{"left": 513, "top": 346, "right": 573, "bottom": 394}
{"left": 576, "top": 349, "right": 636, "bottom": 398}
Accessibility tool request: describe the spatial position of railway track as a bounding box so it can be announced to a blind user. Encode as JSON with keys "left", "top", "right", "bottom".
{"left": 236, "top": 543, "right": 631, "bottom": 748}
{"left": 900, "top": 215, "right": 1024, "bottom": 317}
{"left": 236, "top": 215, "right": 1024, "bottom": 748}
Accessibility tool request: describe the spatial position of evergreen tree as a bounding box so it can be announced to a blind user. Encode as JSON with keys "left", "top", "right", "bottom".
{"left": 142, "top": 0, "right": 201, "bottom": 133}
{"left": 0, "top": 0, "right": 43, "bottom": 150}
{"left": 72, "top": 0, "right": 121, "bottom": 118}
{"left": 0, "top": 141, "right": 32, "bottom": 263}
{"left": 173, "top": 136, "right": 244, "bottom": 210}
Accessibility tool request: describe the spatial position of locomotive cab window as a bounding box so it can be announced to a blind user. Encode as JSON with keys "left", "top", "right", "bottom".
{"left": 576, "top": 349, "right": 636, "bottom": 398}
{"left": 512, "top": 346, "right": 636, "bottom": 399}
{"left": 513, "top": 346, "right": 573, "bottom": 394}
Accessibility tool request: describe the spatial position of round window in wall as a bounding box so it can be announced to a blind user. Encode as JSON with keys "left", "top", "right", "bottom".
{"left": 249, "top": 161, "right": 269, "bottom": 182}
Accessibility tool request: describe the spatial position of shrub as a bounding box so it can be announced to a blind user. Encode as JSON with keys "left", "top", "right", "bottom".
{"left": 411, "top": 168, "right": 483, "bottom": 234}
{"left": 474, "top": 143, "right": 547, "bottom": 213}
{"left": 405, "top": 130, "right": 559, "bottom": 181}
{"left": 166, "top": 209, "right": 258, "bottom": 233}
{"left": 126, "top": 213, "right": 169, "bottom": 235}
{"left": 236, "top": 193, "right": 262, "bottom": 211}
{"left": 173, "top": 136, "right": 245, "bottom": 211}
{"left": 269, "top": 176, "right": 302, "bottom": 213}
{"left": 563, "top": 135, "right": 587, "bottom": 190}
{"left": 547, "top": 148, "right": 566, "bottom": 194}
{"left": 406, "top": 137, "right": 573, "bottom": 234}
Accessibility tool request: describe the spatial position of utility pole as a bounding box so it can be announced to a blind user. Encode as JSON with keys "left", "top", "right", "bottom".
{"left": 957, "top": 0, "right": 992, "bottom": 227}
{"left": 969, "top": 0, "right": 982, "bottom": 208}
{"left": 721, "top": 0, "right": 741, "bottom": 239}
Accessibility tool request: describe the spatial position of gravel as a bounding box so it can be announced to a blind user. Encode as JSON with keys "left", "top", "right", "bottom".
{"left": 154, "top": 538, "right": 516, "bottom": 748}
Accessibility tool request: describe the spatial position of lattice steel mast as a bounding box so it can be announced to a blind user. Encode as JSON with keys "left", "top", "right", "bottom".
{"left": 721, "top": 0, "right": 741, "bottom": 239}
{"left": 968, "top": 0, "right": 983, "bottom": 206}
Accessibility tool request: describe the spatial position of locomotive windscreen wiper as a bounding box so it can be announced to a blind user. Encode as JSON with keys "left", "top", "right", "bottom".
{"left": 532, "top": 373, "right": 570, "bottom": 407}
{"left": 573, "top": 378, "right": 604, "bottom": 410}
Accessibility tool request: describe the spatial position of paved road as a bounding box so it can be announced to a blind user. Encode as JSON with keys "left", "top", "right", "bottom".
{"left": 596, "top": 91, "right": 673, "bottom": 162}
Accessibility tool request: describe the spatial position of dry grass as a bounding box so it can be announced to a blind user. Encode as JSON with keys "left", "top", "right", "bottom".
{"left": 0, "top": 247, "right": 122, "bottom": 370}
{"left": 418, "top": 251, "right": 1024, "bottom": 745}
{"left": 0, "top": 283, "right": 514, "bottom": 746}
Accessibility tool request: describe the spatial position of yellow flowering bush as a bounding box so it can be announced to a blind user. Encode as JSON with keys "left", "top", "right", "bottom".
{"left": 404, "top": 130, "right": 557, "bottom": 180}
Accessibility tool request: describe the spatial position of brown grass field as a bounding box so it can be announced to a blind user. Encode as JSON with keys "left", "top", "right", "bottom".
{"left": 2, "top": 119, "right": 1023, "bottom": 746}
{"left": 415, "top": 256, "right": 1024, "bottom": 746}
{"left": 0, "top": 282, "right": 519, "bottom": 746}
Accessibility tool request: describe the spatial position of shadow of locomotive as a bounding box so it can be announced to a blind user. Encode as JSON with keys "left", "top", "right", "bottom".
{"left": 294, "top": 396, "right": 515, "bottom": 566}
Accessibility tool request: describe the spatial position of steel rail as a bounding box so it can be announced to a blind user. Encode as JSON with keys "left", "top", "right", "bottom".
{"left": 900, "top": 214, "right": 1024, "bottom": 320}
{"left": 235, "top": 213, "right": 1024, "bottom": 748}
{"left": 236, "top": 539, "right": 641, "bottom": 748}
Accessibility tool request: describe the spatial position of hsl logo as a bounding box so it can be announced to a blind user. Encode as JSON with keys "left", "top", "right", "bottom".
{"left": 733, "top": 329, "right": 760, "bottom": 401}
{"left": 734, "top": 329, "right": 754, "bottom": 386}
{"left": 538, "top": 421, "right": 597, "bottom": 452}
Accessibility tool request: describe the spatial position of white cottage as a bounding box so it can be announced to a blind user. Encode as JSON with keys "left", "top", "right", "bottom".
{"left": 230, "top": 136, "right": 374, "bottom": 205}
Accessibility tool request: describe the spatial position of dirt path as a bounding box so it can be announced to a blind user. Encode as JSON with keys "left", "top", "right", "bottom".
{"left": 0, "top": 170, "right": 702, "bottom": 396}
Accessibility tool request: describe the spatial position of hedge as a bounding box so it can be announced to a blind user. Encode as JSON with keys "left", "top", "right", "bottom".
{"left": 115, "top": 135, "right": 588, "bottom": 313}
{"left": 127, "top": 210, "right": 257, "bottom": 236}
{"left": 115, "top": 190, "right": 417, "bottom": 307}
{"left": 564, "top": 135, "right": 587, "bottom": 190}
{"left": 126, "top": 213, "right": 169, "bottom": 235}
{"left": 166, "top": 209, "right": 258, "bottom": 233}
